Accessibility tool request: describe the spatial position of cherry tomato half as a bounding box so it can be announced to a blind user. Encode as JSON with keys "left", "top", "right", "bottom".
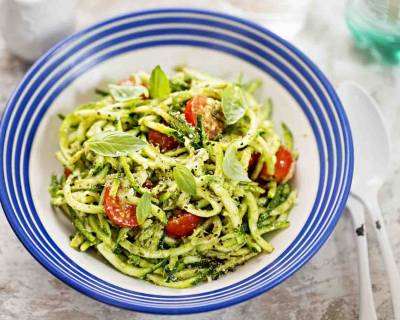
{"left": 148, "top": 129, "right": 179, "bottom": 152}
{"left": 184, "top": 96, "right": 207, "bottom": 126}
{"left": 103, "top": 186, "right": 138, "bottom": 227}
{"left": 165, "top": 210, "right": 203, "bottom": 238}
{"left": 252, "top": 147, "right": 295, "bottom": 183}
{"left": 184, "top": 96, "right": 224, "bottom": 140}
{"left": 273, "top": 146, "right": 295, "bottom": 182}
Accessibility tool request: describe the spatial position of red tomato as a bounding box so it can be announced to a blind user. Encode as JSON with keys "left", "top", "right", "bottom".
{"left": 253, "top": 147, "right": 295, "bottom": 183}
{"left": 148, "top": 130, "right": 179, "bottom": 152}
{"left": 165, "top": 210, "right": 203, "bottom": 238}
{"left": 64, "top": 167, "right": 72, "bottom": 178}
{"left": 184, "top": 96, "right": 224, "bottom": 140}
{"left": 103, "top": 186, "right": 138, "bottom": 227}
{"left": 184, "top": 96, "right": 207, "bottom": 126}
{"left": 274, "top": 146, "right": 294, "bottom": 182}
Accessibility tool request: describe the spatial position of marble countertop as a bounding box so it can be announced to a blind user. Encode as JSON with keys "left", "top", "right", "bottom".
{"left": 0, "top": 1, "right": 399, "bottom": 319}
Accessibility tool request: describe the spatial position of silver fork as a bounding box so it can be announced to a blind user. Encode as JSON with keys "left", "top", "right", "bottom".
{"left": 347, "top": 195, "right": 377, "bottom": 320}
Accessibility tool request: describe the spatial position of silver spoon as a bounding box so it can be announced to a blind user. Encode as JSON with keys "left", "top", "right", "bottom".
{"left": 338, "top": 82, "right": 400, "bottom": 320}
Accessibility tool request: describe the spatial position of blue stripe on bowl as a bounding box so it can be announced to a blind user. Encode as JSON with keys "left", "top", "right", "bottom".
{"left": 0, "top": 8, "right": 353, "bottom": 314}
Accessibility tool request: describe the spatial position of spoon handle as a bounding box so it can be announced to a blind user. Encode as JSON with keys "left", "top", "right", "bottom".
{"left": 365, "top": 197, "right": 400, "bottom": 320}
{"left": 347, "top": 196, "right": 378, "bottom": 320}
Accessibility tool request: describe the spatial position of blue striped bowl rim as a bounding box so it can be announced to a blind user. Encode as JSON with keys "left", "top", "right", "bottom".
{"left": 0, "top": 8, "right": 353, "bottom": 314}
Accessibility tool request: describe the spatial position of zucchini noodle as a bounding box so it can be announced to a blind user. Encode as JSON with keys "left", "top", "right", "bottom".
{"left": 49, "top": 66, "right": 297, "bottom": 288}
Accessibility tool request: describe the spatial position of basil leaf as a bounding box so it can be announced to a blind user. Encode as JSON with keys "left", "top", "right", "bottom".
{"left": 108, "top": 84, "right": 148, "bottom": 102}
{"left": 223, "top": 145, "right": 251, "bottom": 182}
{"left": 149, "top": 65, "right": 171, "bottom": 99}
{"left": 136, "top": 192, "right": 152, "bottom": 225}
{"left": 86, "top": 131, "right": 147, "bottom": 157}
{"left": 173, "top": 165, "right": 197, "bottom": 196}
{"left": 222, "top": 85, "right": 247, "bottom": 125}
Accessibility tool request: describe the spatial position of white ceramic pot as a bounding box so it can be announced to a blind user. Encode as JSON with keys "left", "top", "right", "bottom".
{"left": 0, "top": 0, "right": 77, "bottom": 61}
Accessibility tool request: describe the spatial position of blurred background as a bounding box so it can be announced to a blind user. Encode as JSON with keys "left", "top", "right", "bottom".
{"left": 0, "top": 1, "right": 399, "bottom": 319}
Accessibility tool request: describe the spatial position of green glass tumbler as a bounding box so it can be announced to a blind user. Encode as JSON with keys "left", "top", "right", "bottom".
{"left": 346, "top": 0, "right": 400, "bottom": 64}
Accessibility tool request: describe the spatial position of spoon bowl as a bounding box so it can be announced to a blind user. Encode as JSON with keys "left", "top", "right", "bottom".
{"left": 337, "top": 82, "right": 390, "bottom": 194}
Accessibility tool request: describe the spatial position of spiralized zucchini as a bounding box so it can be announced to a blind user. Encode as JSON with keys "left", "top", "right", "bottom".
{"left": 49, "top": 66, "right": 297, "bottom": 288}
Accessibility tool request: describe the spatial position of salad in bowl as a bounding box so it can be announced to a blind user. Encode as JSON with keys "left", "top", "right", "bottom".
{"left": 49, "top": 66, "right": 297, "bottom": 288}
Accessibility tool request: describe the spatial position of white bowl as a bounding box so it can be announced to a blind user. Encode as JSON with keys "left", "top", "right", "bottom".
{"left": 0, "top": 8, "right": 353, "bottom": 314}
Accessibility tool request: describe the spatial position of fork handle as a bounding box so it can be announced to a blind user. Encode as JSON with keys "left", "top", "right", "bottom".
{"left": 347, "top": 197, "right": 378, "bottom": 320}
{"left": 365, "top": 197, "right": 400, "bottom": 320}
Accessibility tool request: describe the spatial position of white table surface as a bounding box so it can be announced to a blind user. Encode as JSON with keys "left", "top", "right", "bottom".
{"left": 0, "top": 1, "right": 399, "bottom": 319}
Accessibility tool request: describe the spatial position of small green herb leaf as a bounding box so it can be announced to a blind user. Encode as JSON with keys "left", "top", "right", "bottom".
{"left": 168, "top": 111, "right": 202, "bottom": 148}
{"left": 222, "top": 85, "right": 247, "bottom": 125}
{"left": 196, "top": 114, "right": 208, "bottom": 148}
{"left": 136, "top": 192, "right": 152, "bottom": 225}
{"left": 86, "top": 131, "right": 147, "bottom": 157}
{"left": 173, "top": 165, "right": 197, "bottom": 196}
{"left": 108, "top": 84, "right": 148, "bottom": 102}
{"left": 149, "top": 65, "right": 171, "bottom": 99}
{"left": 223, "top": 145, "right": 251, "bottom": 182}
